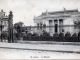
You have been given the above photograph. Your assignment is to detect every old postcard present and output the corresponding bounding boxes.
[0,0,80,59]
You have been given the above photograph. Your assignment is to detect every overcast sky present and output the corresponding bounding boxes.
[0,0,80,26]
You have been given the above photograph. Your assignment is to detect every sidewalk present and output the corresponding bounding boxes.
[17,40,80,45]
[0,42,80,54]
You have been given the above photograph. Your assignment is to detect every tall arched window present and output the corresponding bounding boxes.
[43,23,46,28]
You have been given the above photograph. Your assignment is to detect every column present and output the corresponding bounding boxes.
[46,20,49,33]
[52,20,54,34]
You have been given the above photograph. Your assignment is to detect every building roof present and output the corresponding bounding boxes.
[42,9,79,15]
[34,9,80,20]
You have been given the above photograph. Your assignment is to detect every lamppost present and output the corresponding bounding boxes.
[8,11,13,43]
[1,21,2,42]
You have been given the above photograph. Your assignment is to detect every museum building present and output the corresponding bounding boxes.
[33,8,80,36]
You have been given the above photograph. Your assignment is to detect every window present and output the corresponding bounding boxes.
[5,21,6,25]
[74,25,77,29]
[43,24,46,27]
[74,21,77,29]
[37,23,39,29]
[74,21,77,24]
[59,19,63,24]
[49,20,52,22]
[54,20,58,24]
[49,20,53,26]
[40,23,42,29]
[55,24,58,33]
[1,21,3,25]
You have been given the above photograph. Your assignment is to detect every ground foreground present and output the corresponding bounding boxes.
[0,48,80,59]
[0,41,80,59]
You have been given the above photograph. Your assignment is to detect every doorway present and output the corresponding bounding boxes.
[55,24,58,33]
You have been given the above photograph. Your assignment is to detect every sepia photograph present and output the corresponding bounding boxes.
[0,0,80,59]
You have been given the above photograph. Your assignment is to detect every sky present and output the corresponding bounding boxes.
[0,0,80,26]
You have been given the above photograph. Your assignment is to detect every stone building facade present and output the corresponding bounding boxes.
[0,10,8,34]
[23,26,34,34]
[33,9,80,36]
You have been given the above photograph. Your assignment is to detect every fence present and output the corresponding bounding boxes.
[23,36,80,42]
[22,24,80,42]
[0,24,78,42]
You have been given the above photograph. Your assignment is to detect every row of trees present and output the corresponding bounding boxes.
[22,31,80,37]
[22,31,80,42]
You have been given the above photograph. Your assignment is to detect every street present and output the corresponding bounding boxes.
[0,47,80,59]
[0,42,80,59]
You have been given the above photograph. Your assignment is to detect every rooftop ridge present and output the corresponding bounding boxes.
[42,9,79,15]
